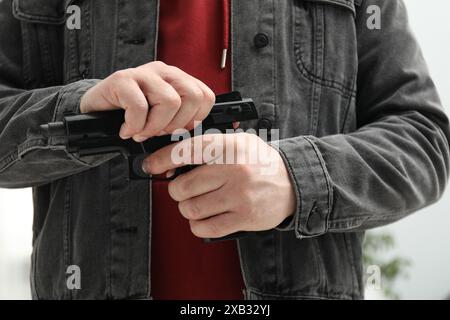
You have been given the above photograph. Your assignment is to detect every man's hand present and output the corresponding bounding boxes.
[144,133,297,238]
[80,61,215,142]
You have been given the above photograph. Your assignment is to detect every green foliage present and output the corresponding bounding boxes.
[363,232,411,299]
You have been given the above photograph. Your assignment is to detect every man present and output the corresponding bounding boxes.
[0,0,448,300]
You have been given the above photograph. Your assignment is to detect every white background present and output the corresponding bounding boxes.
[0,0,449,300]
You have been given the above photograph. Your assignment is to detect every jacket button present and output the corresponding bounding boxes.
[254,33,269,49]
[257,118,272,130]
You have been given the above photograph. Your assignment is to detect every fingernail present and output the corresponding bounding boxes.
[142,160,149,174]
[133,135,147,142]
[166,169,176,178]
[119,125,131,139]
[157,131,168,136]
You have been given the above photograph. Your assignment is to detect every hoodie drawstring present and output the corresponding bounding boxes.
[221,0,230,69]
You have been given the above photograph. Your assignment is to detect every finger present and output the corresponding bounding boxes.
[133,77,182,141]
[80,82,123,114]
[185,79,215,127]
[189,212,242,239]
[144,134,227,175]
[178,187,232,221]
[168,165,228,201]
[163,78,203,133]
[108,76,149,139]
[166,169,176,179]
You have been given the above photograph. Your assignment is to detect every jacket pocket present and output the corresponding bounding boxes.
[12,0,66,24]
[293,0,358,97]
[12,0,66,88]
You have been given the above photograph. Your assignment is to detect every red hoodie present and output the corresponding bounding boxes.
[151,0,245,300]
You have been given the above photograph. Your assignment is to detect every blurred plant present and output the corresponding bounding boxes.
[363,232,411,299]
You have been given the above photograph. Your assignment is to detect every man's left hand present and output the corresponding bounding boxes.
[144,133,296,238]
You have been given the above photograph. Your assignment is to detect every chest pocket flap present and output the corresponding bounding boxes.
[12,0,67,24]
[302,0,361,16]
[293,0,360,96]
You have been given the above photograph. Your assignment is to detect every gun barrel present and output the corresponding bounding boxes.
[40,97,257,140]
[40,122,65,138]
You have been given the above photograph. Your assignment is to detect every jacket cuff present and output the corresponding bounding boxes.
[54,79,99,120]
[50,79,116,167]
[274,136,333,238]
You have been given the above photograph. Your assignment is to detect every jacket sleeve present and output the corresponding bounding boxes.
[0,2,116,188]
[276,0,450,238]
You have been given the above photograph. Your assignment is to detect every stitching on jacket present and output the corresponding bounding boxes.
[293,1,357,97]
[0,150,18,174]
[328,215,370,231]
[246,287,356,300]
[12,0,66,24]
[307,0,358,13]
[63,177,73,299]
[37,27,54,85]
[311,237,328,295]
[0,138,47,176]
[80,1,91,78]
[107,159,113,299]
[272,0,279,125]
[21,21,33,87]
[31,228,44,299]
[309,5,323,136]
[304,136,333,230]
[341,75,357,133]
[277,147,303,234]
[294,43,357,98]
[342,233,360,298]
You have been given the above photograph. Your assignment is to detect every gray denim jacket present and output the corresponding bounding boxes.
[0,0,448,300]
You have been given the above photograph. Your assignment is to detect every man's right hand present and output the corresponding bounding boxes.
[80,61,215,142]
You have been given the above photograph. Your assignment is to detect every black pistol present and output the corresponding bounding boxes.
[40,91,258,179]
[40,91,258,243]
